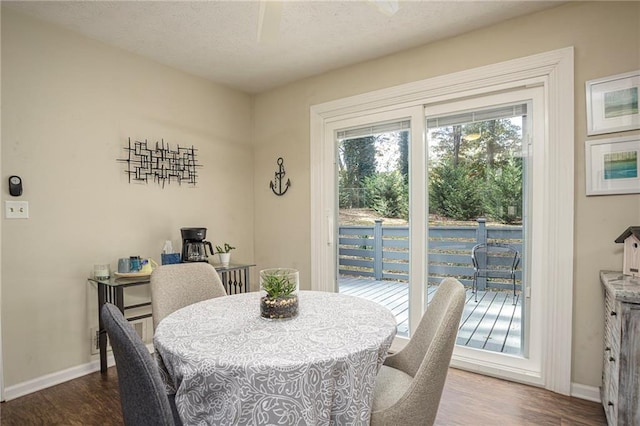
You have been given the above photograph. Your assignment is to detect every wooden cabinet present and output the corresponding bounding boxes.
[600,271,640,425]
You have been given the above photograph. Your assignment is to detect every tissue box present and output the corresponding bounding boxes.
[161,253,181,265]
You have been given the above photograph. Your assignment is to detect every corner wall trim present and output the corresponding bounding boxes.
[571,382,601,403]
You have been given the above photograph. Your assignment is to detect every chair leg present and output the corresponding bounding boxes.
[512,275,516,305]
[473,274,478,303]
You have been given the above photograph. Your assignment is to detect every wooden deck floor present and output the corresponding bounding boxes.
[339,276,522,354]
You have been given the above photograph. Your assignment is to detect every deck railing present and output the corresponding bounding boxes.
[338,218,523,291]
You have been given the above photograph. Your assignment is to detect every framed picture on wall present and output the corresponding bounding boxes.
[585,135,640,196]
[586,70,640,135]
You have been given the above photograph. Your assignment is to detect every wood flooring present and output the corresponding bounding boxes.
[0,367,606,425]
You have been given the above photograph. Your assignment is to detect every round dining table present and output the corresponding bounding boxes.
[153,290,397,426]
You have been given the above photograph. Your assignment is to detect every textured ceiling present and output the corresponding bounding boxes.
[3,1,563,93]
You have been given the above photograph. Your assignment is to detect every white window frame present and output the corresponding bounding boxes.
[310,47,574,394]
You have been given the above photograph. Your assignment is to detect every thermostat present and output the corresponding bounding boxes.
[9,175,22,197]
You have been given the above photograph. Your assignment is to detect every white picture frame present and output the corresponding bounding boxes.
[586,70,640,135]
[585,135,640,196]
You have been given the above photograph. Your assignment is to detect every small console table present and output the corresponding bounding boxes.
[88,275,152,374]
[89,262,254,373]
[214,263,256,294]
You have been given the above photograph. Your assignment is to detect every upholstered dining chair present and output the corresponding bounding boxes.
[370,277,466,426]
[150,262,227,330]
[100,303,181,426]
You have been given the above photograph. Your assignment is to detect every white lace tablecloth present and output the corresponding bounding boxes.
[154,290,397,426]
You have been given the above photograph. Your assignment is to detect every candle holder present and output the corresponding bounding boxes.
[93,264,111,281]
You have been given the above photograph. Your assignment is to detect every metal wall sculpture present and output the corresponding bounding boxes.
[270,157,291,196]
[117,138,201,188]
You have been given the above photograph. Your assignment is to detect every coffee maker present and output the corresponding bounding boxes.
[181,227,215,262]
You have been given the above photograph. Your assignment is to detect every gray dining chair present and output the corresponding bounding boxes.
[150,262,227,330]
[370,277,466,426]
[100,303,181,426]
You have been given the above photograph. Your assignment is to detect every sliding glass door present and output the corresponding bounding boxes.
[312,48,574,392]
[425,87,544,376]
[332,87,544,378]
[330,106,426,342]
[336,119,413,336]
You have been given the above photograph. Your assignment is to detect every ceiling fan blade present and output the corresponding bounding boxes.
[257,0,283,43]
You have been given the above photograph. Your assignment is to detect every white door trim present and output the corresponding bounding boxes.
[310,47,574,394]
[0,2,5,397]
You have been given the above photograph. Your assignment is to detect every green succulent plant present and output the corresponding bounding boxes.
[261,270,297,298]
[214,243,235,254]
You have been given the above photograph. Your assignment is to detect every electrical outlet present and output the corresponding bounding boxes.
[90,327,108,355]
[5,200,29,219]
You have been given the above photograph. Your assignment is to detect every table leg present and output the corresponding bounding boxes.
[220,271,229,294]
[115,288,125,314]
[97,283,108,374]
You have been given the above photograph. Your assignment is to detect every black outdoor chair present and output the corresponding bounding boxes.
[471,242,520,304]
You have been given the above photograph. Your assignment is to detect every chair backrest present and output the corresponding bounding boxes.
[472,242,520,273]
[150,262,227,329]
[101,303,177,426]
[377,277,466,425]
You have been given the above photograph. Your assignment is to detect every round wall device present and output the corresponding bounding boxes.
[9,175,22,196]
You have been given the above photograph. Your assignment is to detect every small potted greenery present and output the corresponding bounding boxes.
[260,268,299,320]
[214,243,235,267]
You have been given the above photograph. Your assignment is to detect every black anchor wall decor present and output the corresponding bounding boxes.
[269,157,291,196]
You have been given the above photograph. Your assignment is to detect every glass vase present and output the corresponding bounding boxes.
[259,268,299,320]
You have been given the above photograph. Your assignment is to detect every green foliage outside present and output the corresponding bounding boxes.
[428,119,523,224]
[482,157,523,224]
[338,118,524,224]
[398,131,409,184]
[363,170,408,219]
[338,136,376,208]
[429,160,484,221]
[428,157,522,223]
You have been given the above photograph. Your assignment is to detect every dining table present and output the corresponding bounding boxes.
[153,290,397,425]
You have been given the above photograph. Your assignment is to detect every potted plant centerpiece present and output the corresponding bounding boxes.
[260,268,299,320]
[215,243,235,267]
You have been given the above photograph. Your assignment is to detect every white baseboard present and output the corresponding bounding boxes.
[571,382,601,403]
[3,343,154,402]
[3,345,602,406]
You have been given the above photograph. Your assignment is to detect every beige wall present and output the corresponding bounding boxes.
[253,1,640,388]
[1,9,254,386]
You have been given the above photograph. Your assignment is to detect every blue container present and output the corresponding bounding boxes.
[161,253,182,265]
[129,256,141,272]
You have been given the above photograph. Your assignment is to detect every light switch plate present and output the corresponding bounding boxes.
[5,200,29,219]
